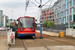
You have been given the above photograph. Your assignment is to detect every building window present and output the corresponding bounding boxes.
[57,14,59,18]
[57,19,59,23]
[62,17,63,22]
[67,16,69,21]
[68,9,70,14]
[59,19,61,24]
[70,16,72,21]
[63,5,66,10]
[63,0,66,4]
[64,18,66,24]
[61,0,63,6]
[70,1,72,6]
[63,11,65,16]
[62,12,63,17]
[67,2,70,9]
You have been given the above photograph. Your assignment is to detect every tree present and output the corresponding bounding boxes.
[47,21,55,27]
[47,21,51,27]
[44,20,55,27]
[44,20,48,27]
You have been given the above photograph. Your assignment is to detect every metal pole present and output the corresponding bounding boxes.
[40,0,43,38]
[30,0,50,38]
[12,10,13,19]
[68,3,70,28]
[68,16,70,28]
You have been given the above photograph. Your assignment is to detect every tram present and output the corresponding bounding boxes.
[17,16,36,37]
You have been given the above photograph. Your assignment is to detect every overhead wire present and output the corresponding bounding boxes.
[35,0,40,4]
[30,0,38,6]
[41,0,50,7]
[24,0,52,16]
[49,0,52,8]
[24,0,29,16]
[24,0,38,16]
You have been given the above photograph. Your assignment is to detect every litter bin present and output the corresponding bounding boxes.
[59,31,64,37]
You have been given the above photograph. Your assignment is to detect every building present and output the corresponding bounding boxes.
[0,10,3,27]
[7,19,15,26]
[42,6,55,22]
[3,15,8,27]
[54,0,75,28]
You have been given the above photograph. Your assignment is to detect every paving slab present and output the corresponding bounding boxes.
[27,47,47,50]
[9,48,24,50]
[0,36,7,50]
[47,46,75,50]
[48,37,75,45]
[10,39,24,48]
[24,39,43,47]
[35,39,71,46]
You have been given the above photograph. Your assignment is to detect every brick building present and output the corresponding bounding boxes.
[42,0,75,28]
[42,6,55,22]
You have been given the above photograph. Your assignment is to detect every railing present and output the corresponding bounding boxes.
[66,28,75,37]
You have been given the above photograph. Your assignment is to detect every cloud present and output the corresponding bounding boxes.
[0,1,25,9]
[0,0,57,23]
[0,0,25,3]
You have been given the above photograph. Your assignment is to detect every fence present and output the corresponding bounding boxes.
[44,26,66,33]
[66,28,75,37]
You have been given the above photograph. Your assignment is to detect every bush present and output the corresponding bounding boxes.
[44,20,48,27]
[44,21,54,27]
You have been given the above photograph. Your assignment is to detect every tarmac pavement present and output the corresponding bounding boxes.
[0,36,7,50]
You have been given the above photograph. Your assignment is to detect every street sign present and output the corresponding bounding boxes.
[10,33,15,38]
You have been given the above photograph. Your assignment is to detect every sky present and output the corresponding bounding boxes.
[0,0,57,23]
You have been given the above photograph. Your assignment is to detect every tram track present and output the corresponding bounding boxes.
[22,39,50,50]
[34,39,50,50]
[8,36,75,50]
[21,37,75,50]
[7,45,10,50]
[7,44,11,50]
[22,40,27,50]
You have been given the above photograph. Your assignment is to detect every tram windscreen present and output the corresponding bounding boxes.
[20,18,34,28]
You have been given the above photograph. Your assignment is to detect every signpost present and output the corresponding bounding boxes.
[7,29,15,45]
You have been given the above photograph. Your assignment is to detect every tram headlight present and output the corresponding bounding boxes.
[20,29,23,31]
[32,29,34,31]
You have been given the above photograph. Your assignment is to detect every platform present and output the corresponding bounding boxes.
[36,30,59,37]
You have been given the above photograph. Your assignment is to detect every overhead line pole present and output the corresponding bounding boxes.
[39,0,42,38]
[30,0,51,38]
[38,0,50,38]
[24,0,29,16]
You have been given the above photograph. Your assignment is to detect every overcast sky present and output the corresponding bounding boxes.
[0,0,57,23]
